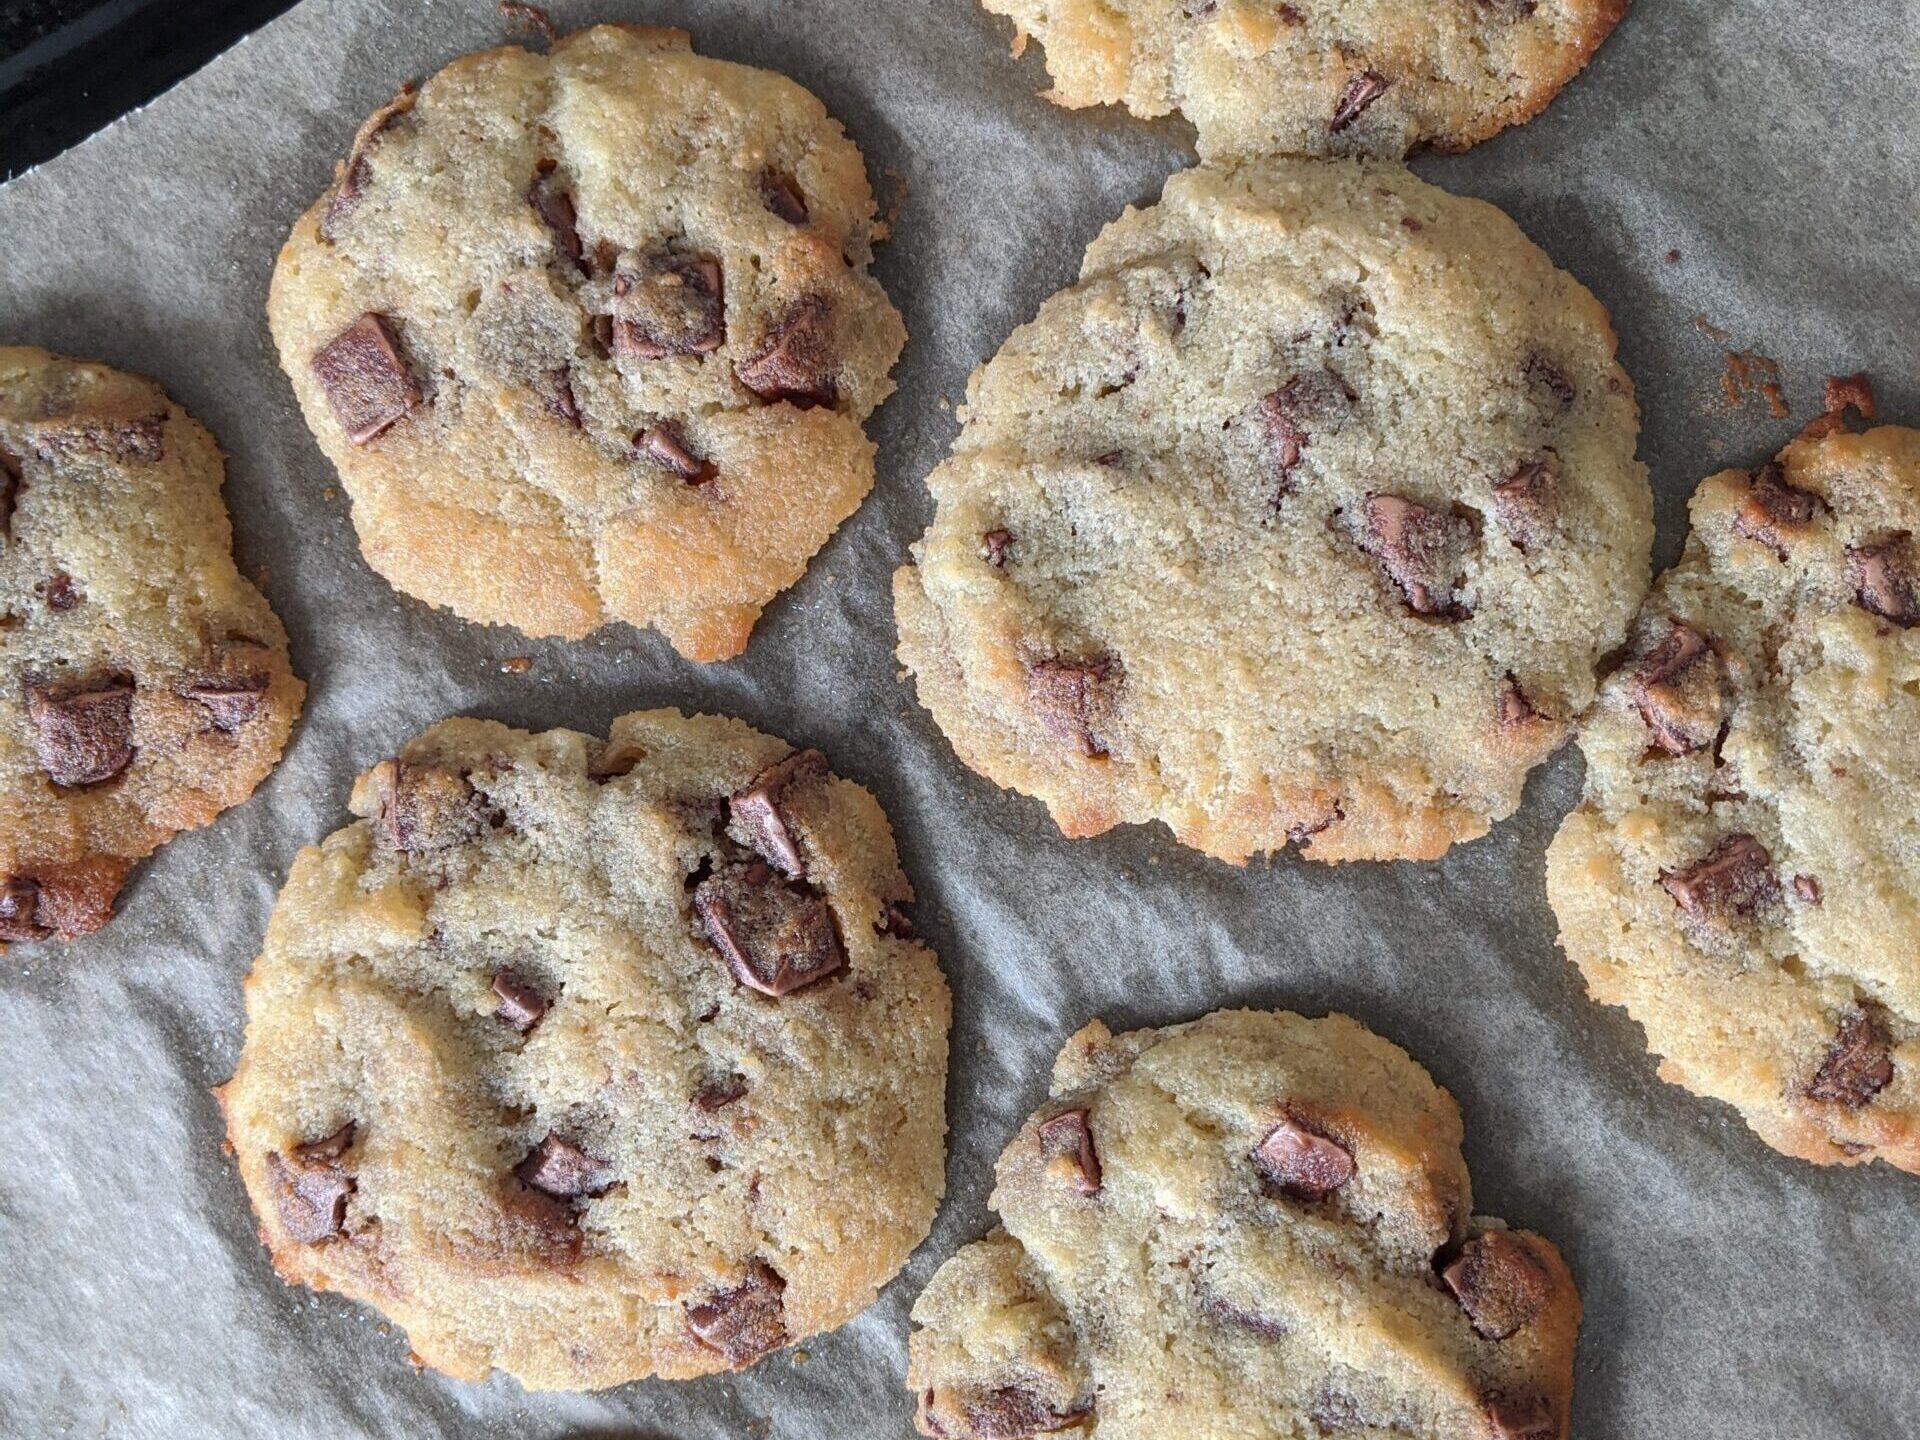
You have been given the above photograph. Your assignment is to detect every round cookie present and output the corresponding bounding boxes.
[895,158,1650,864]
[217,711,950,1389]
[267,24,906,661]
[907,1009,1581,1438]
[0,347,303,951]
[979,0,1627,160]
[1546,406,1920,1173]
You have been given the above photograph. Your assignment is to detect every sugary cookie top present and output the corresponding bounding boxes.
[1548,416,1920,1173]
[219,710,949,1390]
[895,158,1650,864]
[268,24,906,659]
[980,0,1627,159]
[908,1009,1580,1438]
[0,347,302,950]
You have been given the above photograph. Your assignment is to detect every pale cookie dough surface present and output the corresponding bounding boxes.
[218,711,950,1390]
[0,347,303,951]
[268,24,906,661]
[908,1009,1580,1438]
[895,158,1650,864]
[980,0,1627,160]
[1547,419,1920,1174]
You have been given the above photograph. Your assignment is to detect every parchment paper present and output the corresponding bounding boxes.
[1,1,1916,1435]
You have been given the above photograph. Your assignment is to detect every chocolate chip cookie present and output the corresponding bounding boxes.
[907,1009,1581,1438]
[1547,402,1920,1173]
[217,711,950,1388]
[0,347,303,951]
[980,0,1627,159]
[895,158,1650,864]
[267,24,906,661]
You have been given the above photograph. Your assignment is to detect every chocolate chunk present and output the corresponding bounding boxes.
[266,1126,356,1244]
[1793,874,1823,906]
[1257,369,1355,497]
[514,1134,613,1199]
[685,1259,789,1367]
[1497,677,1542,729]
[1733,462,1820,557]
[877,903,916,939]
[1847,533,1920,627]
[541,366,581,426]
[1253,1116,1355,1201]
[1491,455,1557,551]
[634,423,714,484]
[0,446,19,539]
[1093,449,1124,467]
[491,969,548,1032]
[612,251,725,359]
[695,1074,748,1111]
[735,297,839,408]
[921,1386,1092,1438]
[1036,1108,1102,1196]
[25,673,136,788]
[1026,653,1123,758]
[311,313,422,444]
[1807,1008,1894,1109]
[44,573,79,612]
[368,760,488,853]
[1330,70,1390,131]
[529,163,584,272]
[1660,833,1779,919]
[759,168,809,225]
[693,861,846,997]
[1483,1393,1556,1439]
[1628,622,1723,756]
[729,749,827,879]
[1359,494,1475,619]
[178,648,272,733]
[1442,1231,1552,1340]
[32,415,165,463]
[0,876,47,943]
[1523,353,1576,407]
[981,528,1014,568]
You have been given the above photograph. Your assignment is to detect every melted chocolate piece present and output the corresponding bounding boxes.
[693,860,846,997]
[1359,494,1475,619]
[1441,1230,1552,1340]
[514,1134,613,1199]
[1036,1108,1102,1196]
[1793,874,1823,906]
[1257,368,1355,497]
[319,83,415,241]
[1497,677,1543,729]
[1252,1116,1355,1201]
[179,643,272,733]
[1025,653,1123,758]
[529,162,584,271]
[921,1385,1092,1438]
[1628,622,1723,756]
[759,168,809,225]
[612,251,725,359]
[491,969,548,1032]
[1806,1008,1894,1108]
[369,760,488,853]
[1330,70,1390,131]
[311,313,422,444]
[634,423,714,483]
[266,1124,357,1244]
[25,673,136,787]
[0,446,19,539]
[1660,833,1778,919]
[43,573,79,612]
[695,1074,749,1111]
[31,415,164,463]
[981,528,1014,568]
[685,1259,789,1367]
[1847,533,1920,627]
[541,366,581,426]
[729,749,827,879]
[1483,1394,1556,1439]
[1523,353,1576,407]
[1732,461,1820,558]
[0,876,47,944]
[1491,455,1556,551]
[735,297,839,408]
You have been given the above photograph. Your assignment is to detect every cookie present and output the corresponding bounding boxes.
[1546,402,1920,1173]
[907,1009,1580,1438]
[979,0,1627,160]
[217,710,950,1389]
[0,347,303,951]
[267,24,906,661]
[895,158,1650,864]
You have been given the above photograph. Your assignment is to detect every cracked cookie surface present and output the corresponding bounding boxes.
[218,711,949,1389]
[907,1009,1580,1438]
[894,158,1649,864]
[267,24,906,661]
[0,347,303,952]
[980,0,1627,160]
[1547,417,1920,1173]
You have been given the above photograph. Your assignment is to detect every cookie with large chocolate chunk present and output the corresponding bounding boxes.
[895,158,1650,863]
[268,25,906,661]
[976,0,1627,160]
[218,710,948,1389]
[0,348,304,952]
[1548,410,1920,1172]
[907,1010,1581,1439]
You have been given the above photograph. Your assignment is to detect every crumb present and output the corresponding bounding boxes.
[322,487,336,501]
[1759,380,1789,418]
[254,565,270,586]
[939,397,950,411]
[791,1348,810,1365]
[1796,373,1877,443]
[498,656,532,674]
[498,1,556,43]
[1665,249,1680,263]
[874,166,908,246]
[1010,26,1030,58]
[1721,349,1786,415]
[1693,314,1729,344]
